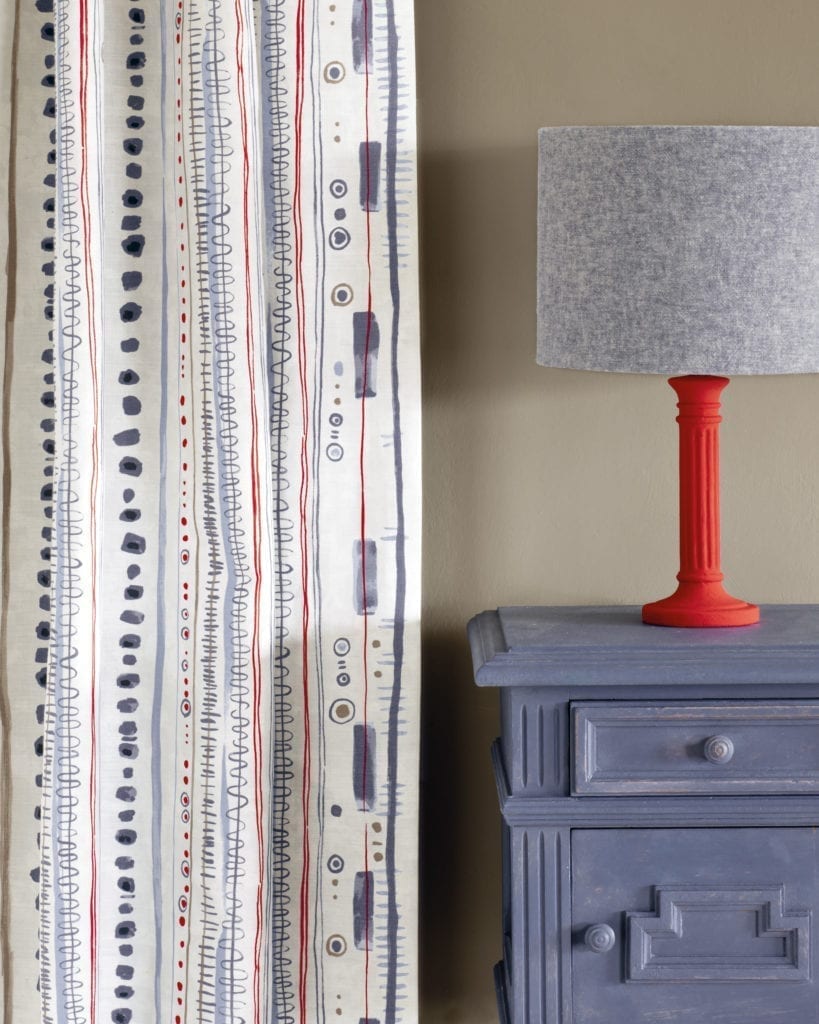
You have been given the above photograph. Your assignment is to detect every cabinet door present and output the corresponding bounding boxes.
[572,829,819,1024]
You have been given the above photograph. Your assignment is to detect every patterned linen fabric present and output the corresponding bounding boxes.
[0,2,420,1023]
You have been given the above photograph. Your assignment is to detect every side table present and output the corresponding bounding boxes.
[468,605,819,1024]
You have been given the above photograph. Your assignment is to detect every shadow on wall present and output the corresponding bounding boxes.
[419,627,501,1024]
[418,143,541,1022]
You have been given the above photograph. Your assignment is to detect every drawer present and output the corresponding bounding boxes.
[572,828,819,1024]
[572,701,819,795]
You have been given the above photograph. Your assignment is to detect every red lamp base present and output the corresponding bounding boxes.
[641,374,759,629]
[643,582,759,628]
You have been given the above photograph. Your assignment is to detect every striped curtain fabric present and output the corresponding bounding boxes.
[0,2,420,1022]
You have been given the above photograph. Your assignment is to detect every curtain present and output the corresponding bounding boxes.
[0,1,420,1022]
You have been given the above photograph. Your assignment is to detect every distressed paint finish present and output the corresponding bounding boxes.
[470,606,819,1024]
[573,702,819,795]
[508,827,572,1024]
[626,884,811,982]
[469,605,819,686]
[573,829,819,1023]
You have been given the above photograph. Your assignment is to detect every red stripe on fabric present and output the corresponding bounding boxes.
[293,3,312,1022]
[77,3,100,1021]
[233,2,265,1020]
[359,1,374,1016]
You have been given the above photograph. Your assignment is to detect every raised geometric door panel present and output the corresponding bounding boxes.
[572,828,819,1024]
[627,885,810,982]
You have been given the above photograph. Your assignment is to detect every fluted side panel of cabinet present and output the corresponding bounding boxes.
[507,827,572,1024]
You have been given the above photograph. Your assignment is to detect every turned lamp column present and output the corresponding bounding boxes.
[642,376,759,627]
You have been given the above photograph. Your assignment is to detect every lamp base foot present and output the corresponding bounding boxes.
[642,582,759,628]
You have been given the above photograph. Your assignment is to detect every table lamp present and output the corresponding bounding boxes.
[537,125,819,628]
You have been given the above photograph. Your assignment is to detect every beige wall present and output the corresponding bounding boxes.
[416,2,819,1021]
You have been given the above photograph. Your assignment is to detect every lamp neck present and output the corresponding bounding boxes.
[669,374,728,584]
[642,374,758,627]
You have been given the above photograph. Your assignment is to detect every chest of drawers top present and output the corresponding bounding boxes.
[469,605,819,689]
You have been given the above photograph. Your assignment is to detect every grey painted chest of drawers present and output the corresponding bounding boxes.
[468,605,819,1024]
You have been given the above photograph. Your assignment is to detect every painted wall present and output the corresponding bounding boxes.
[416,2,819,1021]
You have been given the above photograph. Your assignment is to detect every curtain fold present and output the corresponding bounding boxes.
[1,2,420,1022]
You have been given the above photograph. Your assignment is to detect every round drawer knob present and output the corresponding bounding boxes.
[584,923,616,953]
[703,734,735,764]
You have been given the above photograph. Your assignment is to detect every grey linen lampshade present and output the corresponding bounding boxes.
[537,126,819,375]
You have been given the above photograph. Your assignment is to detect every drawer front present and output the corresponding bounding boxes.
[572,828,818,1024]
[572,701,819,795]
